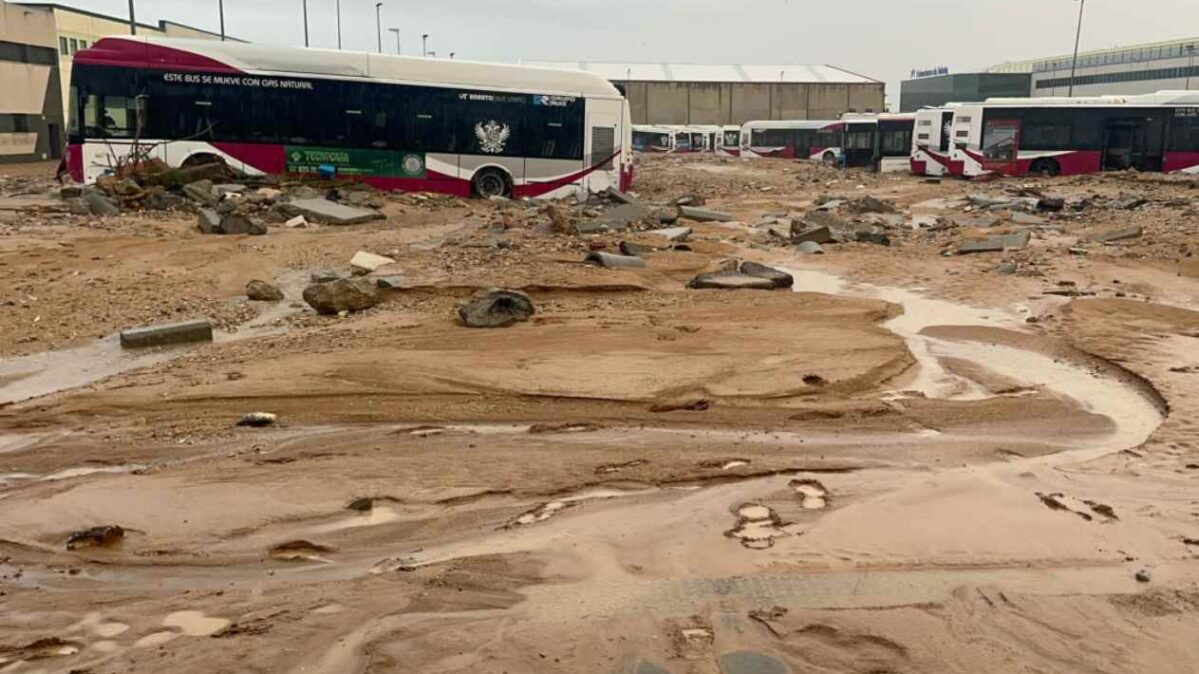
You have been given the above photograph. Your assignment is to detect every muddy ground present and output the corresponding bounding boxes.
[0,155,1197,674]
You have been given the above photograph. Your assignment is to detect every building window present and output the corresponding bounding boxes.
[12,115,29,133]
[80,40,88,50]
[69,38,78,54]
[59,37,68,55]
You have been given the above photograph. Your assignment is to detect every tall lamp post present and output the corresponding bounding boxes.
[1067,0,1086,96]
[375,3,384,53]
[336,0,342,49]
[302,0,309,47]
[388,28,401,55]
[218,0,225,41]
[422,34,429,57]
[128,0,136,35]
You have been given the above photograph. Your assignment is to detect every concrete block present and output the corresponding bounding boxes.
[678,206,733,222]
[287,198,383,225]
[350,251,396,272]
[120,319,214,349]
[585,251,647,269]
[646,226,692,242]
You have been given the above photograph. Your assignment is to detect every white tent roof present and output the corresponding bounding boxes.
[523,61,880,85]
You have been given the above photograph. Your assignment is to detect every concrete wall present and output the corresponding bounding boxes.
[0,1,65,162]
[625,80,884,125]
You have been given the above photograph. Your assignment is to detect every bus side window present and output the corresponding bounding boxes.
[98,96,144,139]
[83,94,100,136]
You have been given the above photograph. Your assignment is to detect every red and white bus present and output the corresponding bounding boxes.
[632,125,673,153]
[951,91,1199,177]
[739,120,843,162]
[715,125,741,156]
[67,37,633,198]
[910,105,962,177]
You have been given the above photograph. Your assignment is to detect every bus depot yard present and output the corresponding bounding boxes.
[1,151,1198,674]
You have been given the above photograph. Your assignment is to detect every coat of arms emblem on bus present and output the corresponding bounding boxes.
[475,120,511,154]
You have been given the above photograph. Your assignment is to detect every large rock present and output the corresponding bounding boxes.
[687,272,777,290]
[246,279,284,302]
[458,289,535,328]
[197,209,222,234]
[285,197,383,225]
[586,251,647,269]
[1000,230,1032,250]
[220,214,267,235]
[183,179,218,205]
[678,205,733,222]
[595,203,652,231]
[83,189,119,216]
[738,262,793,288]
[302,278,381,315]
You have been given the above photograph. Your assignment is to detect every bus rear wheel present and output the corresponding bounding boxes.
[181,153,225,170]
[821,151,837,167]
[472,168,512,199]
[1030,158,1060,177]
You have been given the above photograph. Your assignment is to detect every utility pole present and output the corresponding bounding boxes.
[388,28,400,55]
[128,0,136,35]
[376,3,384,54]
[336,0,342,49]
[422,34,428,57]
[1068,0,1086,96]
[219,0,225,41]
[302,0,309,47]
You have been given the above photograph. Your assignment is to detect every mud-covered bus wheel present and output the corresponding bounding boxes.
[180,153,225,169]
[472,168,512,199]
[821,151,837,167]
[1030,158,1060,177]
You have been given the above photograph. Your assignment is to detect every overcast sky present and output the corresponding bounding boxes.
[45,0,1199,106]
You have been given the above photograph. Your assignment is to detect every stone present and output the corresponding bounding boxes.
[954,214,1001,229]
[848,195,896,213]
[374,275,406,289]
[791,225,833,245]
[1037,197,1065,211]
[197,209,222,234]
[619,241,659,256]
[83,190,119,216]
[66,525,124,550]
[236,412,277,427]
[145,192,186,211]
[673,193,706,206]
[183,179,217,205]
[603,187,639,205]
[796,241,824,255]
[572,220,610,235]
[246,279,284,302]
[287,185,323,200]
[646,226,692,242]
[956,239,1006,255]
[678,205,733,222]
[595,203,652,230]
[739,262,793,288]
[1135,569,1152,583]
[284,215,309,228]
[302,278,381,315]
[310,270,342,283]
[1091,225,1143,243]
[1108,195,1147,210]
[993,261,1019,275]
[657,210,679,225]
[854,231,892,246]
[1011,212,1048,226]
[1000,230,1032,250]
[458,289,535,328]
[213,183,248,198]
[256,187,283,200]
[219,214,267,235]
[766,225,792,241]
[349,251,396,273]
[285,197,383,225]
[687,272,777,290]
[120,319,214,348]
[586,251,647,269]
[59,185,83,199]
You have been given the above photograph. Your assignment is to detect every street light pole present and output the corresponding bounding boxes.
[422,34,428,57]
[388,28,400,55]
[336,0,342,49]
[219,0,225,41]
[302,0,309,47]
[375,3,383,54]
[128,0,136,35]
[1068,0,1086,97]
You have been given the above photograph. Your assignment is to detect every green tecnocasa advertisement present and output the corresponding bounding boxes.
[284,146,426,178]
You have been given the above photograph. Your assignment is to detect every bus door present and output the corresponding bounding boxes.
[585,104,621,192]
[1103,115,1164,172]
[980,119,1020,175]
[940,110,954,153]
[843,122,876,168]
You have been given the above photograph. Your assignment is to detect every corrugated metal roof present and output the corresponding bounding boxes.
[523,61,880,84]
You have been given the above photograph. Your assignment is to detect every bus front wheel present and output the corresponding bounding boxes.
[1030,158,1060,177]
[472,168,512,199]
[180,153,225,169]
[821,151,837,167]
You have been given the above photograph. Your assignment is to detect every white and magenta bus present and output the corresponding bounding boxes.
[66,37,633,198]
[632,125,673,153]
[739,120,842,163]
[716,125,741,156]
[951,91,1199,177]
[910,105,962,177]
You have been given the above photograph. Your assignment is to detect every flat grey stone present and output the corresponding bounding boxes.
[286,197,383,225]
[1011,212,1048,226]
[586,251,647,269]
[604,187,639,205]
[687,273,777,290]
[219,213,267,235]
[678,205,733,222]
[619,241,659,256]
[739,261,793,288]
[1091,225,1143,243]
[83,190,119,216]
[956,238,1005,255]
[374,275,406,289]
[796,241,824,255]
[596,203,652,230]
[213,183,248,198]
[246,279,284,301]
[573,220,610,235]
[719,651,788,674]
[1000,230,1032,250]
[310,270,342,283]
[182,180,217,205]
[954,215,1001,229]
[791,225,833,244]
[120,319,213,349]
[646,226,692,242]
[197,209,221,234]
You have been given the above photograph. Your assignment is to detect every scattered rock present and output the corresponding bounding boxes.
[956,238,1006,255]
[66,525,124,550]
[650,398,712,412]
[219,213,267,236]
[678,205,733,222]
[83,190,120,216]
[1011,212,1048,226]
[119,319,214,348]
[796,241,824,255]
[347,498,375,512]
[619,241,659,256]
[1037,197,1065,211]
[302,278,381,315]
[738,262,793,288]
[1000,230,1032,250]
[197,208,222,234]
[183,179,217,205]
[1090,225,1143,243]
[246,280,284,302]
[586,251,647,269]
[673,193,706,207]
[791,225,834,245]
[284,215,309,228]
[595,202,653,230]
[993,261,1019,275]
[687,272,777,290]
[213,183,247,198]
[1108,195,1147,210]
[374,275,406,289]
[284,197,383,225]
[237,412,278,427]
[458,289,535,328]
[310,270,342,284]
[603,187,639,205]
[646,226,692,242]
[1135,569,1152,583]
[349,251,396,273]
[854,231,891,246]
[848,195,896,213]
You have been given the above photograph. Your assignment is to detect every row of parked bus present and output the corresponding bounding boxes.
[635,90,1199,178]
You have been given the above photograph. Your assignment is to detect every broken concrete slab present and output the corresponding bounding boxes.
[285,198,383,225]
[953,214,1001,229]
[284,215,309,228]
[1011,212,1048,226]
[120,319,214,348]
[302,278,381,315]
[956,238,1006,255]
[603,187,639,205]
[1000,230,1032,250]
[219,214,267,235]
[586,251,647,269]
[374,275,406,289]
[686,272,777,290]
[458,289,535,328]
[183,180,217,205]
[646,226,692,242]
[739,262,793,288]
[791,225,834,245]
[197,209,222,234]
[796,241,824,255]
[595,203,652,231]
[1090,225,1143,243]
[213,184,248,198]
[678,205,733,222]
[619,241,659,256]
[349,251,396,273]
[83,190,119,216]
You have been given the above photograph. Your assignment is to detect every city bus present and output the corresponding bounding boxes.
[716,125,741,156]
[66,36,633,199]
[951,90,1199,177]
[632,125,673,153]
[739,120,843,162]
[873,112,916,172]
[910,105,962,176]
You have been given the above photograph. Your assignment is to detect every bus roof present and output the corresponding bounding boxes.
[975,90,1199,108]
[741,120,839,130]
[76,36,624,99]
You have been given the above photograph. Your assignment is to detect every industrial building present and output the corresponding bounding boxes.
[0,1,64,163]
[13,2,228,120]
[986,36,1198,97]
[525,61,884,125]
[899,72,1031,112]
